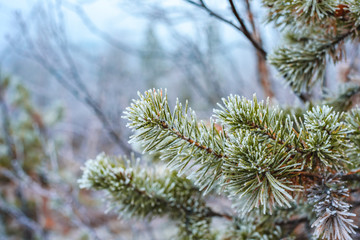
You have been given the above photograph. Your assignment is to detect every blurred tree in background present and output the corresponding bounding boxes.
[2,0,360,239]
[0,75,59,239]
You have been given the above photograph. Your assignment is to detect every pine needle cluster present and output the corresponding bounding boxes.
[308,176,357,240]
[266,1,360,94]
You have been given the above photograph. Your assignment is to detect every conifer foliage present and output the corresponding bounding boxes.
[79,1,360,239]
[80,89,360,239]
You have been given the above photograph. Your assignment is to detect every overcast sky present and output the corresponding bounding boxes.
[0,0,141,47]
[0,0,277,51]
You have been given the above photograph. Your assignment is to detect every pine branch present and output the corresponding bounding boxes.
[350,2,360,27]
[308,177,357,240]
[268,41,328,94]
[215,94,304,153]
[214,94,356,215]
[86,87,360,239]
[267,3,360,94]
[177,213,215,240]
[79,153,194,218]
[123,89,226,193]
[78,153,215,239]
[215,94,351,171]
[158,120,225,159]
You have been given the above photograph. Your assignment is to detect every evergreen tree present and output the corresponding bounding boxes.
[79,2,360,239]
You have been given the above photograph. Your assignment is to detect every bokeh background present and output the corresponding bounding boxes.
[0,0,357,239]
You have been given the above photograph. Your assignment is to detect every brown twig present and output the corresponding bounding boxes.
[297,171,322,179]
[227,0,266,58]
[242,0,274,98]
[275,216,308,226]
[346,168,360,175]
[341,170,360,181]
[244,0,256,34]
[206,208,233,221]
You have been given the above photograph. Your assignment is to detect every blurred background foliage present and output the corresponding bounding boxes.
[1,0,360,239]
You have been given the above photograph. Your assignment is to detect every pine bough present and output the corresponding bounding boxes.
[79,89,360,239]
[78,1,360,239]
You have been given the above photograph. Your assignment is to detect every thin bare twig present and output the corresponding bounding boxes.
[342,172,360,181]
[227,0,266,57]
[184,0,267,57]
[184,0,274,98]
[7,8,132,155]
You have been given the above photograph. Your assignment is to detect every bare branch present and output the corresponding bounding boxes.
[7,7,132,155]
[244,0,256,34]
[184,0,267,58]
[184,0,242,32]
[227,0,266,57]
